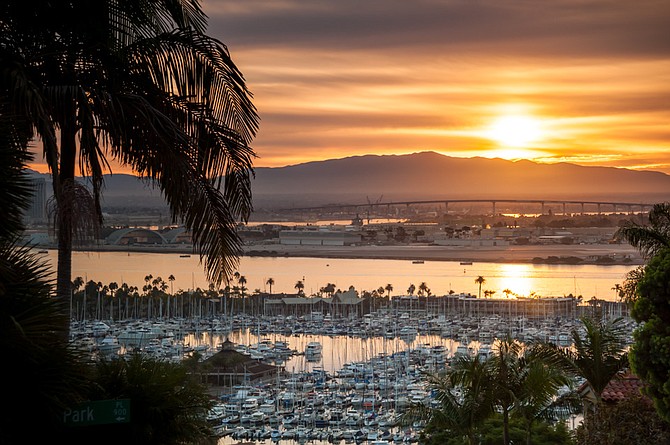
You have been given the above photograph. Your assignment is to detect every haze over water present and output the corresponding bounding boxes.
[44,250,633,301]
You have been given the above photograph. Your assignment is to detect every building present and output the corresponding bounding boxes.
[279,227,362,246]
[579,371,645,419]
[106,227,168,245]
[200,340,279,388]
[26,177,48,224]
[264,288,364,318]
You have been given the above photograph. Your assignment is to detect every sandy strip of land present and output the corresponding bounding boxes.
[244,243,645,265]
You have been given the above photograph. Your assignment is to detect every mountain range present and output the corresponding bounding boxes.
[29,151,670,211]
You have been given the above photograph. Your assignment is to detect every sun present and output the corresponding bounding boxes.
[486,115,543,148]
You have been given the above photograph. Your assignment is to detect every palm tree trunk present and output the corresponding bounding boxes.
[56,121,78,339]
[503,409,510,445]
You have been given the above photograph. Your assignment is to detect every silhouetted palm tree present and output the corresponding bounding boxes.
[238,275,248,313]
[168,275,176,295]
[2,0,258,333]
[475,276,486,299]
[295,280,305,296]
[266,277,275,294]
[72,276,85,294]
[0,128,89,442]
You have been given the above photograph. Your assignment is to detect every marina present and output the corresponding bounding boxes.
[69,305,637,444]
[56,250,638,443]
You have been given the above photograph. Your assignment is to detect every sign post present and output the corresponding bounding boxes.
[63,399,131,427]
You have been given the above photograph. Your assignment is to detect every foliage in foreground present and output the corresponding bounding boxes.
[629,248,670,422]
[421,413,573,445]
[0,134,92,443]
[572,395,670,445]
[408,337,579,445]
[0,240,93,444]
[533,316,629,404]
[58,354,215,445]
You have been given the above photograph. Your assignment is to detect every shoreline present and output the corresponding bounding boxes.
[66,242,645,266]
[245,243,644,266]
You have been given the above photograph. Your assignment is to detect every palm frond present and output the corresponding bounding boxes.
[616,202,670,258]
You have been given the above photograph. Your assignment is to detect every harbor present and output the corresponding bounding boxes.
[69,303,637,444]
[58,251,638,443]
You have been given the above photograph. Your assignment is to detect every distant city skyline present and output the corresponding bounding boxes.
[29,0,670,175]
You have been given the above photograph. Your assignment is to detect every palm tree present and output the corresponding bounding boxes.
[489,337,575,445]
[616,202,670,259]
[72,276,85,294]
[407,283,416,296]
[514,353,579,445]
[385,283,393,298]
[168,274,176,295]
[616,205,670,304]
[535,316,629,407]
[2,0,258,333]
[266,277,275,294]
[475,276,486,299]
[108,281,118,320]
[0,127,90,442]
[503,288,513,299]
[238,275,248,313]
[295,280,305,296]
[321,283,336,296]
[418,282,429,296]
[167,274,175,317]
[409,354,496,445]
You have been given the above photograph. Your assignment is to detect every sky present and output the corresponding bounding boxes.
[202,0,670,173]
[28,0,670,175]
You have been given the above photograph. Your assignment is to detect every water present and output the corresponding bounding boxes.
[196,329,473,445]
[48,248,632,445]
[187,329,459,375]
[42,250,635,301]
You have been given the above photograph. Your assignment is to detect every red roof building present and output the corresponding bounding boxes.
[578,371,648,419]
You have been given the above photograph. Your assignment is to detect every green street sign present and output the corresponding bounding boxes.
[63,399,131,427]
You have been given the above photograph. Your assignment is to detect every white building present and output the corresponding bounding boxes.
[279,228,361,246]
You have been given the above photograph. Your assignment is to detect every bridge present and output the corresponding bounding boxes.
[283,199,655,216]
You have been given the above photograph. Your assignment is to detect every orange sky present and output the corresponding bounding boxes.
[29,0,670,175]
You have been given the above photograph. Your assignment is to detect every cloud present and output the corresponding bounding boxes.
[200,1,670,173]
[207,0,670,58]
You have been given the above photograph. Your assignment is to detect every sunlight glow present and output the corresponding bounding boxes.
[486,115,543,148]
[496,264,533,298]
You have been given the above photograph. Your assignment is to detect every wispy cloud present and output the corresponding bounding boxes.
[30,1,670,174]
[201,0,670,171]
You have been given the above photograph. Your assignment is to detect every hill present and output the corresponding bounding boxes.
[250,151,670,209]
[28,152,670,211]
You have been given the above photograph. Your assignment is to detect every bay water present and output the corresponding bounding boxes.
[43,250,634,301]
